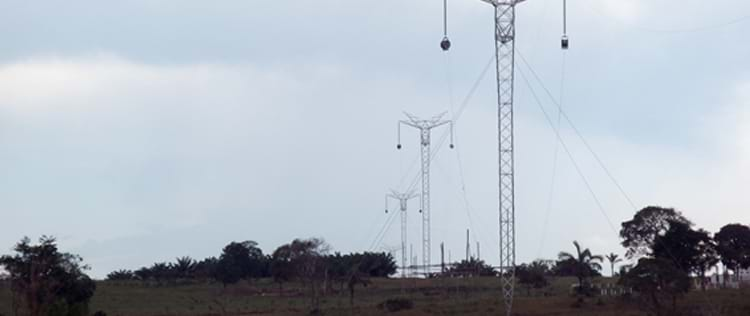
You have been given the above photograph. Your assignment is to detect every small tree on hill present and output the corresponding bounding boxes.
[173,256,196,279]
[620,258,690,316]
[516,260,551,296]
[106,270,135,281]
[557,241,603,295]
[0,236,96,316]
[715,223,750,283]
[652,220,718,290]
[447,258,496,277]
[272,238,330,310]
[605,253,622,277]
[620,206,691,259]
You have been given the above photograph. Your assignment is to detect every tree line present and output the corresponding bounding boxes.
[514,206,750,316]
[105,238,397,290]
[3,205,750,316]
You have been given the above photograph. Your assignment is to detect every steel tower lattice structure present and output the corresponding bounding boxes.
[385,189,419,277]
[480,0,525,314]
[397,112,453,276]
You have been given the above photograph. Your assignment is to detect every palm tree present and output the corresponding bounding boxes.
[174,256,196,279]
[605,253,622,277]
[558,241,603,294]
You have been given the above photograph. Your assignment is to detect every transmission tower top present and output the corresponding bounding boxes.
[397,112,454,149]
[385,189,419,213]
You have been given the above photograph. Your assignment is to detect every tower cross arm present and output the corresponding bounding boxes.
[399,120,421,129]
[430,120,451,129]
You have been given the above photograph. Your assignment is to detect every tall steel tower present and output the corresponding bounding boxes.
[397,112,454,276]
[385,189,419,277]
[480,0,525,314]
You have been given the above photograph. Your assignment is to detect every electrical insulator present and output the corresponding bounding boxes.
[561,35,569,50]
[440,37,451,51]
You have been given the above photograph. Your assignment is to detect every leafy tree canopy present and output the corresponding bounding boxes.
[714,223,750,273]
[652,220,718,278]
[620,206,691,259]
[0,236,95,316]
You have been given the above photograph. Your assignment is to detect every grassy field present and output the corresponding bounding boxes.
[2,277,750,315]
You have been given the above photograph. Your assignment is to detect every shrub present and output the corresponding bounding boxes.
[378,298,414,312]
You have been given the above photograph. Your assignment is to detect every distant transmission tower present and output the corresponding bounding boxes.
[385,189,419,278]
[397,112,454,276]
[480,0,526,314]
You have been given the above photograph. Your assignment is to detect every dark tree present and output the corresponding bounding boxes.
[324,252,351,289]
[620,206,691,259]
[271,246,293,292]
[447,258,496,277]
[215,241,264,286]
[133,267,152,281]
[193,257,219,280]
[106,270,135,281]
[714,223,750,283]
[605,253,622,277]
[0,236,96,316]
[148,262,172,283]
[652,220,718,290]
[172,256,196,279]
[271,238,330,310]
[557,241,603,295]
[351,252,398,277]
[516,260,551,295]
[620,258,690,316]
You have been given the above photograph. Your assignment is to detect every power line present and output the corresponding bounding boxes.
[536,51,566,259]
[516,63,618,234]
[516,51,639,211]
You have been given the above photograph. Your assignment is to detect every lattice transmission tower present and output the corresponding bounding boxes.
[397,112,453,276]
[479,0,526,314]
[385,189,419,277]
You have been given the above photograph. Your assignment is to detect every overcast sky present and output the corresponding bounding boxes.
[1,0,750,278]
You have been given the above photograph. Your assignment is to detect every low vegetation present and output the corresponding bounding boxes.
[2,205,750,315]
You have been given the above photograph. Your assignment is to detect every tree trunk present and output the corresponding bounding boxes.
[650,291,661,316]
[577,276,585,295]
[349,284,354,307]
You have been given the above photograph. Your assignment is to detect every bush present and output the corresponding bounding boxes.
[570,297,585,308]
[378,298,414,312]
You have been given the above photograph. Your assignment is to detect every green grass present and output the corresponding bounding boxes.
[2,277,750,315]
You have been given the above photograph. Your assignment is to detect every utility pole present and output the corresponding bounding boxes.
[409,244,416,276]
[441,243,445,273]
[386,189,419,278]
[397,112,454,276]
[477,242,480,261]
[466,229,470,262]
[480,0,526,314]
